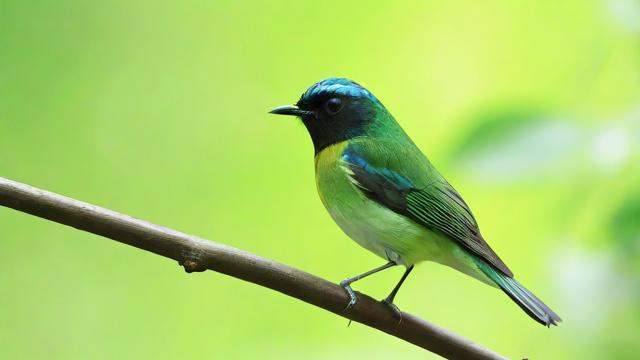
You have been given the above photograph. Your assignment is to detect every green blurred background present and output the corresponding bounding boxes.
[1,1,638,359]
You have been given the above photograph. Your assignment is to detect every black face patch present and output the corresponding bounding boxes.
[287,78,383,154]
[298,96,376,154]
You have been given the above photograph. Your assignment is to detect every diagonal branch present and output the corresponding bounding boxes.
[0,177,508,360]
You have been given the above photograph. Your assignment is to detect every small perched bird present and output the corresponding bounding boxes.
[270,78,561,326]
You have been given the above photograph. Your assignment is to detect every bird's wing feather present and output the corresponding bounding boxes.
[341,143,513,276]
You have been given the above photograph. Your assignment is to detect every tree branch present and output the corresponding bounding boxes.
[0,177,508,360]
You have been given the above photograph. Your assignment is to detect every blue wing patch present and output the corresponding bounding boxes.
[341,146,413,212]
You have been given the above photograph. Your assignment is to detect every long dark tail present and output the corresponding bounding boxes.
[476,259,562,326]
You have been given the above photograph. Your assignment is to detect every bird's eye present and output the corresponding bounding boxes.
[324,97,343,115]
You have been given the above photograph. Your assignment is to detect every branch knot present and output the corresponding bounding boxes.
[180,247,206,273]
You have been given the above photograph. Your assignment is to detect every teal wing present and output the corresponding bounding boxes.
[341,143,513,276]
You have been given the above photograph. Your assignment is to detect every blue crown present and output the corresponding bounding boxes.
[299,78,379,104]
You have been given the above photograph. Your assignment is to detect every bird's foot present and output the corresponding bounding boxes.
[339,280,358,311]
[381,298,403,325]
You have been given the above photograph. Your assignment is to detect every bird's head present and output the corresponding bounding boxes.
[270,78,388,154]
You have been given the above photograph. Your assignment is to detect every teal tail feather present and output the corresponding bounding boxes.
[476,259,562,326]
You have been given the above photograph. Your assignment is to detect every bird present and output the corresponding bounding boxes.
[270,77,561,326]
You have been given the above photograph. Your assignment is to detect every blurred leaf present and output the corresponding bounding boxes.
[450,108,582,182]
[609,188,640,256]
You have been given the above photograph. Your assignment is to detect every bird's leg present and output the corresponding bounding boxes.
[340,261,396,311]
[383,265,414,304]
[381,265,414,321]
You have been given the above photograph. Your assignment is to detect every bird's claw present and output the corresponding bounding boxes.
[340,280,358,311]
[381,298,403,324]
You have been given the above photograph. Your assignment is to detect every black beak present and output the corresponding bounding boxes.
[269,105,312,117]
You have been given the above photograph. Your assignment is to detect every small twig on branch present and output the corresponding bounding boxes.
[0,177,509,360]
